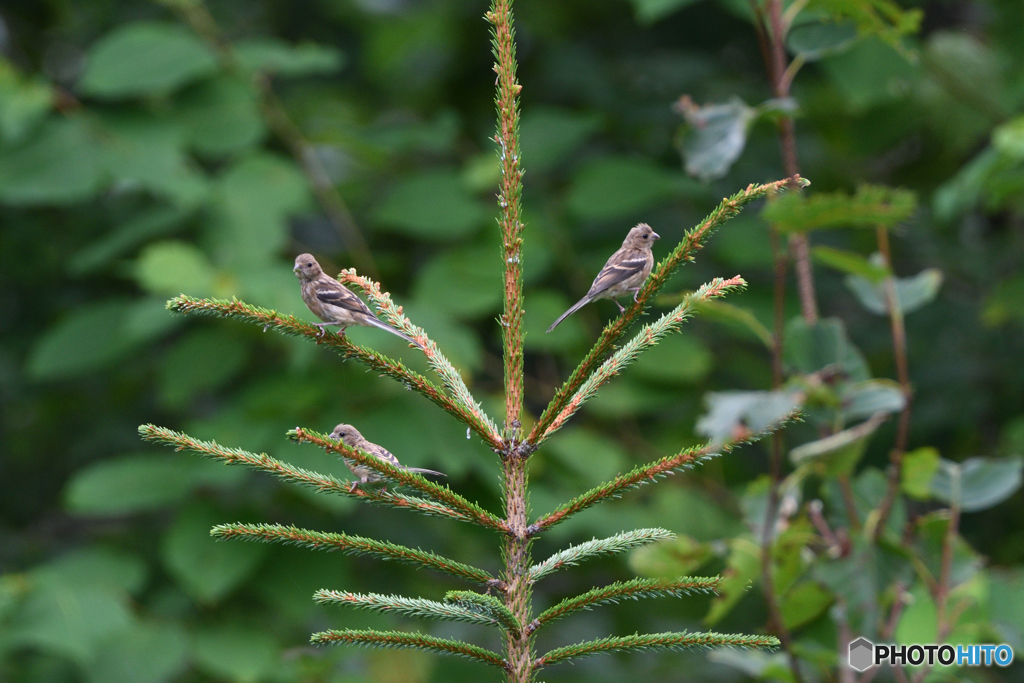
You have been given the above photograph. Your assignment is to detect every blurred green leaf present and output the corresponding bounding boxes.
[65,454,244,515]
[840,379,905,421]
[235,38,345,76]
[846,267,942,315]
[780,581,833,630]
[763,184,917,233]
[895,583,938,645]
[522,290,589,352]
[28,298,181,380]
[926,32,1006,121]
[988,569,1024,650]
[916,511,983,587]
[5,586,133,665]
[693,300,774,348]
[705,538,760,625]
[787,20,859,60]
[159,328,250,407]
[901,447,940,499]
[807,0,921,49]
[70,205,194,275]
[983,274,1024,326]
[586,377,679,416]
[633,332,713,385]
[520,107,602,173]
[819,37,916,111]
[676,96,756,181]
[784,316,870,381]
[374,170,488,240]
[98,110,209,205]
[931,456,1024,512]
[0,116,103,205]
[993,115,1024,161]
[566,156,687,221]
[33,548,148,597]
[627,0,705,24]
[628,535,713,580]
[790,413,885,475]
[412,246,502,319]
[172,76,266,157]
[194,625,280,683]
[210,153,310,266]
[162,503,268,604]
[545,429,628,487]
[78,22,218,98]
[85,620,189,683]
[811,246,890,282]
[133,240,218,297]
[696,390,802,445]
[0,59,53,142]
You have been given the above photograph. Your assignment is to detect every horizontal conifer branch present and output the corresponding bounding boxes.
[210,522,494,584]
[529,443,721,534]
[528,528,676,583]
[311,628,507,669]
[534,630,780,668]
[529,416,797,535]
[340,270,501,441]
[314,590,506,629]
[533,576,722,629]
[291,427,506,532]
[445,590,522,633]
[537,276,746,442]
[529,176,808,445]
[165,296,503,450]
[139,424,472,523]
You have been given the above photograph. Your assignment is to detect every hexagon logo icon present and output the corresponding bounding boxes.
[849,637,874,672]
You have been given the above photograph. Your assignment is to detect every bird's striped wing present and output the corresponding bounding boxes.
[315,279,374,316]
[367,443,403,468]
[588,249,649,297]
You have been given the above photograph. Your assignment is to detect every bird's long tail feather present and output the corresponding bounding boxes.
[363,315,422,348]
[546,294,593,333]
[404,467,446,477]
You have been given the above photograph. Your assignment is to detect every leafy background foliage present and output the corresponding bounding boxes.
[2,0,1024,681]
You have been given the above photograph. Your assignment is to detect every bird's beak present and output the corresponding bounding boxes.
[293,265,300,273]
[652,232,661,240]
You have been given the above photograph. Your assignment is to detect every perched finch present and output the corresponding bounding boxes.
[328,423,446,490]
[293,254,420,347]
[547,223,660,332]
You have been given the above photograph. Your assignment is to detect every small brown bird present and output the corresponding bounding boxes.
[329,423,446,490]
[293,254,419,347]
[547,223,660,332]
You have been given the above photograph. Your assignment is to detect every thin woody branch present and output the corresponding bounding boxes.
[311,628,508,669]
[536,276,746,443]
[534,631,780,669]
[139,424,475,524]
[529,176,808,444]
[291,427,507,533]
[210,522,495,585]
[165,295,504,450]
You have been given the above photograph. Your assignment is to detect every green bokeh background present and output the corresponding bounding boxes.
[2,0,1024,681]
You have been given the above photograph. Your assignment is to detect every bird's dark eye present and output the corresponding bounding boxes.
[642,234,648,239]
[306,262,313,267]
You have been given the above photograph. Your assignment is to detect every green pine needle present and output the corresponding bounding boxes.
[210,522,494,584]
[311,628,507,669]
